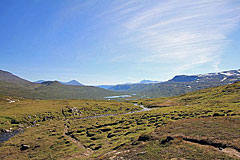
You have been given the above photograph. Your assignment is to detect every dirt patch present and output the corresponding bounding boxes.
[222,148,240,158]
[170,135,240,159]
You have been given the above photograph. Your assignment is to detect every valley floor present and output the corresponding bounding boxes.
[0,82,240,160]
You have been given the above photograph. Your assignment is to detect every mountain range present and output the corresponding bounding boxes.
[0,70,119,99]
[101,69,240,98]
[0,69,240,99]
[34,80,83,86]
[97,80,160,89]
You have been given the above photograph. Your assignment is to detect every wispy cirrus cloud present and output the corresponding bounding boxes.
[98,0,240,73]
[51,0,240,82]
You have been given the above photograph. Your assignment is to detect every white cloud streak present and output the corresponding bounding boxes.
[100,0,240,72]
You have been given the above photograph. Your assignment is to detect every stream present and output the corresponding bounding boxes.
[75,103,152,120]
[0,103,151,143]
[0,129,23,143]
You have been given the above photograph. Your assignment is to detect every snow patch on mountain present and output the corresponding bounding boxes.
[220,72,234,76]
[221,77,227,82]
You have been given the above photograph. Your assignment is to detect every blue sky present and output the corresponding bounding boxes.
[0,0,240,85]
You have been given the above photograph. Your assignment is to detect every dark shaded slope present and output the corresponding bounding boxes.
[0,70,120,99]
[0,80,119,99]
[0,70,34,88]
[33,81,118,99]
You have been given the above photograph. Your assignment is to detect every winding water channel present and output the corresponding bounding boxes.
[76,103,152,120]
[0,129,24,143]
[0,103,152,143]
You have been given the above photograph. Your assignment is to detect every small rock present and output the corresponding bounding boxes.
[160,136,174,144]
[20,144,30,151]
[18,124,24,128]
[137,151,146,156]
[138,134,151,141]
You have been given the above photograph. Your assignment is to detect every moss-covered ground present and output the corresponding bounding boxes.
[0,82,240,159]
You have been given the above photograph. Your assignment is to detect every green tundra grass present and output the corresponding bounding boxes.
[0,82,240,159]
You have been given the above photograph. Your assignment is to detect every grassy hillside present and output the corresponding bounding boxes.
[31,81,121,99]
[102,81,240,159]
[0,80,120,99]
[0,70,121,99]
[0,70,33,88]
[110,81,237,98]
[137,80,240,107]
[0,82,239,159]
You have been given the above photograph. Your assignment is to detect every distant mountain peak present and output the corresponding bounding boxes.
[69,80,78,83]
[34,80,45,83]
[139,80,160,84]
[41,81,61,86]
[34,79,83,86]
[60,80,83,86]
